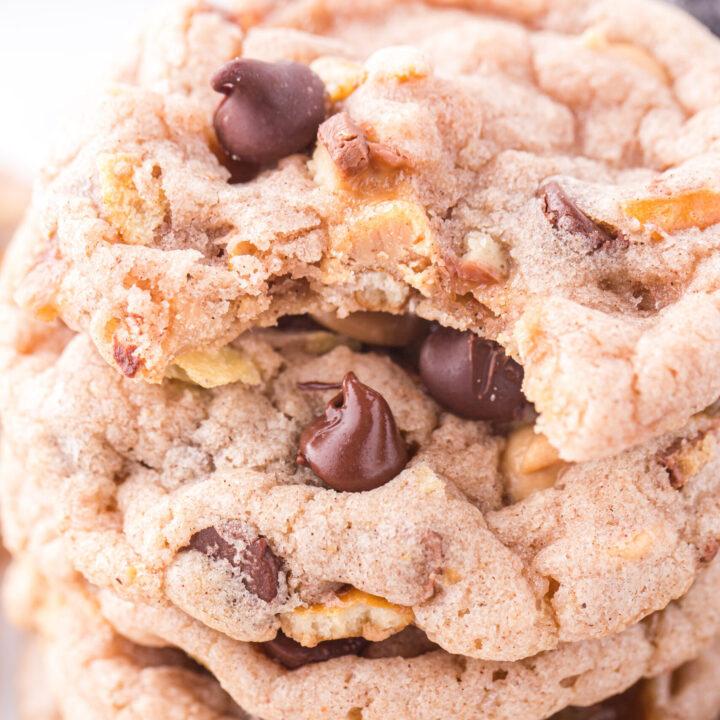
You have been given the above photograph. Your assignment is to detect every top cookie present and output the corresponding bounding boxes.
[7,0,720,460]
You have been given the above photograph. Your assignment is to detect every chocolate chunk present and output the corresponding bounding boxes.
[318,112,371,177]
[539,180,626,252]
[259,631,368,670]
[211,59,326,165]
[187,527,280,602]
[112,340,143,378]
[297,372,408,492]
[419,327,526,422]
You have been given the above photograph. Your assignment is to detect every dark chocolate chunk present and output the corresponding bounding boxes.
[539,180,626,252]
[318,112,371,177]
[297,372,408,492]
[419,327,526,423]
[259,631,368,670]
[187,527,280,602]
[211,59,326,165]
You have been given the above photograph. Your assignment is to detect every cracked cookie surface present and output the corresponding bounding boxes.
[7,0,720,460]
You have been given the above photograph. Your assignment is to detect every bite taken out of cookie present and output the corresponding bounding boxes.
[7,0,720,462]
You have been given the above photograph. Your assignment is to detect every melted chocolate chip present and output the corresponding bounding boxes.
[260,631,368,670]
[297,372,408,492]
[211,59,326,166]
[419,327,526,422]
[318,112,371,177]
[539,180,626,252]
[187,527,280,602]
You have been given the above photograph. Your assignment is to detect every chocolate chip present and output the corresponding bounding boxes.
[419,327,526,422]
[297,372,408,492]
[112,340,143,378]
[259,631,368,670]
[187,527,280,602]
[211,59,326,166]
[318,112,371,177]
[539,180,626,253]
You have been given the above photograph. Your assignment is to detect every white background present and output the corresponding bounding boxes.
[0,0,162,179]
[0,2,163,714]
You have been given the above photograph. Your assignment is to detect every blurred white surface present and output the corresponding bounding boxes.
[0,2,164,716]
[0,0,163,179]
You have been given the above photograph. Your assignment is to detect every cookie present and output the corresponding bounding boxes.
[2,299,719,669]
[7,0,720,461]
[2,544,720,720]
[17,638,63,720]
[86,551,720,719]
[0,170,29,252]
[544,637,720,719]
[8,557,720,720]
[5,559,253,720]
[669,0,720,35]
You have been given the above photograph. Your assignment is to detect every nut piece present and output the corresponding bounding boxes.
[311,311,428,347]
[502,426,567,503]
[583,29,668,84]
[657,431,717,489]
[623,190,720,234]
[310,57,366,102]
[97,153,168,245]
[455,231,508,285]
[365,46,432,82]
[166,346,261,388]
[280,588,413,647]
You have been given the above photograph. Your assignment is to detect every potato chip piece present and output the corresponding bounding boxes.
[167,346,261,388]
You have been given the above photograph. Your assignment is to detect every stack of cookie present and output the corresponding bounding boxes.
[2,0,720,718]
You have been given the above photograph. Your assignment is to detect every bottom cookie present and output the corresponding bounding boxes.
[6,557,720,720]
[6,560,255,720]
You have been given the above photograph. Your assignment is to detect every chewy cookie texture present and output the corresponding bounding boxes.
[3,300,720,719]
[3,0,720,719]
[3,304,720,664]
[8,0,720,461]
[7,557,720,720]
